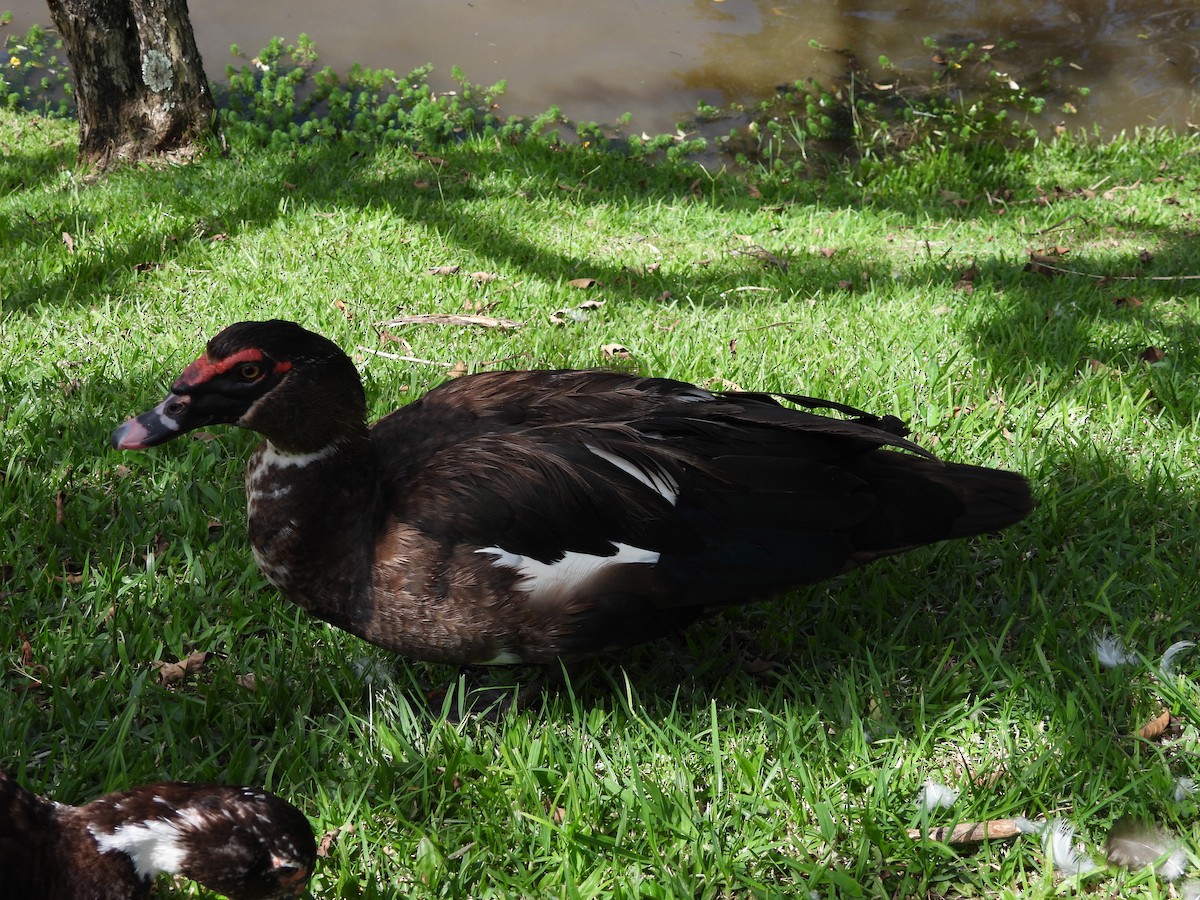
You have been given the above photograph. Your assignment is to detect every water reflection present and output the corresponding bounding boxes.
[2,0,1197,134]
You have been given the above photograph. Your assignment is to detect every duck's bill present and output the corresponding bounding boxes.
[111,393,210,450]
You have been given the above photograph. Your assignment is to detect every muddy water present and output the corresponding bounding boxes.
[4,0,1198,136]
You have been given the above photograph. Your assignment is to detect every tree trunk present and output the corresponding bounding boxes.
[45,0,216,169]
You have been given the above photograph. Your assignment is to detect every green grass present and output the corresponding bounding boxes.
[3,105,1200,898]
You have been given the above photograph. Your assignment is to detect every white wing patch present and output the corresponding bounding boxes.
[89,818,187,879]
[478,543,660,598]
[584,444,679,504]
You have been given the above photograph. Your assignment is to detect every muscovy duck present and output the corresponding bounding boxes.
[0,770,315,899]
[112,320,1032,665]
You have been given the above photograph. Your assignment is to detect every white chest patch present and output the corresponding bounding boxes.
[250,441,337,479]
[477,542,660,599]
[584,444,679,505]
[89,818,186,880]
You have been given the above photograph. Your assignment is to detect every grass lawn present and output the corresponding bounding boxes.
[3,99,1200,898]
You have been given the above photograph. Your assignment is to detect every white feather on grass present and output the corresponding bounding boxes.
[1160,640,1196,678]
[1181,878,1200,900]
[1015,816,1045,835]
[1042,819,1102,877]
[1175,777,1198,803]
[1094,632,1138,668]
[1105,816,1187,881]
[916,780,959,812]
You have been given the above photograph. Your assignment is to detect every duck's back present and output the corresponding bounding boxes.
[356,369,1031,660]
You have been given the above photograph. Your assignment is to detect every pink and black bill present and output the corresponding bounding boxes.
[111,343,293,450]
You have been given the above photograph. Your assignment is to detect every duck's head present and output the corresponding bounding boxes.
[112,320,366,455]
[84,782,317,899]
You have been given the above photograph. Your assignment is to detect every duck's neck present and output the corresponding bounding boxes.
[245,433,381,636]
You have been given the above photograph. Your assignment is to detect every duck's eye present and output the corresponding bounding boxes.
[237,363,263,381]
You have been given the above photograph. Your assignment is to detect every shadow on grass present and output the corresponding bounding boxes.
[9,130,1193,320]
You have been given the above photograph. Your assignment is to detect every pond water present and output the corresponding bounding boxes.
[4,0,1198,136]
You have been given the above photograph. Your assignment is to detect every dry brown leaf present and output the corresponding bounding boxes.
[334,299,352,320]
[385,313,520,330]
[153,650,211,686]
[568,277,601,289]
[549,299,606,326]
[601,343,632,360]
[190,431,219,442]
[1139,346,1166,364]
[447,361,469,379]
[206,520,224,537]
[62,231,75,253]
[428,265,460,276]
[470,271,498,283]
[317,823,355,858]
[413,179,430,190]
[236,673,259,692]
[1138,707,1171,740]
[1112,296,1144,309]
[1024,251,1065,277]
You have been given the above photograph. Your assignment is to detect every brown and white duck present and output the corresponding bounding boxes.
[112,320,1032,665]
[0,769,315,899]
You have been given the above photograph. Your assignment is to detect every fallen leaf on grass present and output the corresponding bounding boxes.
[1139,346,1165,364]
[601,343,632,360]
[413,151,448,167]
[549,299,605,325]
[1024,251,1067,277]
[1138,707,1171,741]
[428,264,460,276]
[384,313,521,330]
[447,361,469,378]
[317,823,355,858]
[236,672,275,692]
[153,650,211,685]
[568,277,601,289]
[469,271,498,283]
[1112,296,1143,309]
[62,231,75,253]
[334,299,353,319]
